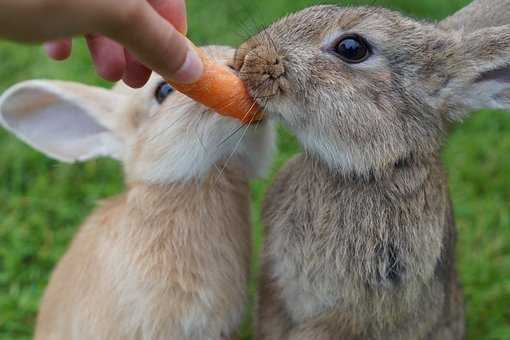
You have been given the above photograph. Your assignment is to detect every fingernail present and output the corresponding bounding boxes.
[171,48,203,84]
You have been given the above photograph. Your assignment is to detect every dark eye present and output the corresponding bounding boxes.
[335,34,370,63]
[155,82,174,104]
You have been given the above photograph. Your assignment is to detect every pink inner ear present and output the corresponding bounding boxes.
[0,85,115,162]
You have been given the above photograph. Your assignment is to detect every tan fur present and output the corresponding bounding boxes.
[36,170,251,340]
[234,2,510,339]
[15,46,276,340]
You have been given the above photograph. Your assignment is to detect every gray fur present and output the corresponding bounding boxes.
[258,154,462,339]
[440,0,510,33]
[234,1,510,339]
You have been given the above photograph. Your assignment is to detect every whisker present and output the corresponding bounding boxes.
[218,123,247,148]
[195,117,224,178]
[245,7,270,35]
[246,77,275,101]
[253,94,277,100]
[244,100,259,121]
[259,24,279,55]
[147,112,188,144]
[215,113,256,183]
[216,93,260,150]
[235,43,275,65]
[239,71,272,76]
[237,21,260,42]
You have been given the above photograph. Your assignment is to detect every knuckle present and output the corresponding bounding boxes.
[164,31,188,72]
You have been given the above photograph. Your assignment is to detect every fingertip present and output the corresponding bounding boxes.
[170,47,204,84]
[86,35,126,82]
[96,58,126,82]
[123,52,152,88]
[122,72,151,88]
[105,2,196,84]
[44,40,72,60]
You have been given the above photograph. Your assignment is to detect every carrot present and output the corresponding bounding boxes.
[167,41,263,124]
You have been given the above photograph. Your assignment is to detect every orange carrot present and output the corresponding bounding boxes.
[167,42,263,124]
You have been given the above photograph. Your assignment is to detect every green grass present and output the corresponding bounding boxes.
[0,0,509,339]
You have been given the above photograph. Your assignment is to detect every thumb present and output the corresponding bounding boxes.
[104,1,203,84]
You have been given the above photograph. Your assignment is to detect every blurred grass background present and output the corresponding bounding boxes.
[0,0,509,339]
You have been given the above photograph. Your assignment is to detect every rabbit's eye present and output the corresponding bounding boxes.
[335,35,370,63]
[155,82,174,104]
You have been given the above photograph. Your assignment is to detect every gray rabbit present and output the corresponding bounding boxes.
[233,0,510,339]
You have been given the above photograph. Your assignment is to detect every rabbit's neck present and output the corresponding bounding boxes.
[303,149,444,186]
[106,166,251,275]
[123,166,250,231]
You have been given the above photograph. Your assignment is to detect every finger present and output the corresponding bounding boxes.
[86,34,126,82]
[44,39,72,60]
[148,0,187,35]
[105,2,203,84]
[123,51,152,88]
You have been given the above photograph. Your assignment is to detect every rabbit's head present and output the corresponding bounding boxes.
[0,46,275,183]
[235,5,510,175]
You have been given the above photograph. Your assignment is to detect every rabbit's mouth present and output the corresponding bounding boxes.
[227,64,240,76]
[228,63,272,118]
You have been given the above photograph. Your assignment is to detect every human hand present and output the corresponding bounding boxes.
[0,0,203,87]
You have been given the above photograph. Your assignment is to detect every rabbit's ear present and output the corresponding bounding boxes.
[439,0,510,33]
[448,26,510,119]
[0,80,127,163]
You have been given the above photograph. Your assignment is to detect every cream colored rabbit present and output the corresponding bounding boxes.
[0,46,275,340]
[233,1,510,339]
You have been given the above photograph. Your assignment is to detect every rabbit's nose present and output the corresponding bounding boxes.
[235,45,285,79]
[234,41,286,98]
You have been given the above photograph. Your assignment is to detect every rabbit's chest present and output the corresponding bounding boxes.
[98,200,252,339]
[264,163,447,324]
[268,202,445,326]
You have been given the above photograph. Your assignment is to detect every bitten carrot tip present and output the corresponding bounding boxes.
[167,38,263,124]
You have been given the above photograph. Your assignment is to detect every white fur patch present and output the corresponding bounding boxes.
[296,128,356,172]
[130,94,276,184]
